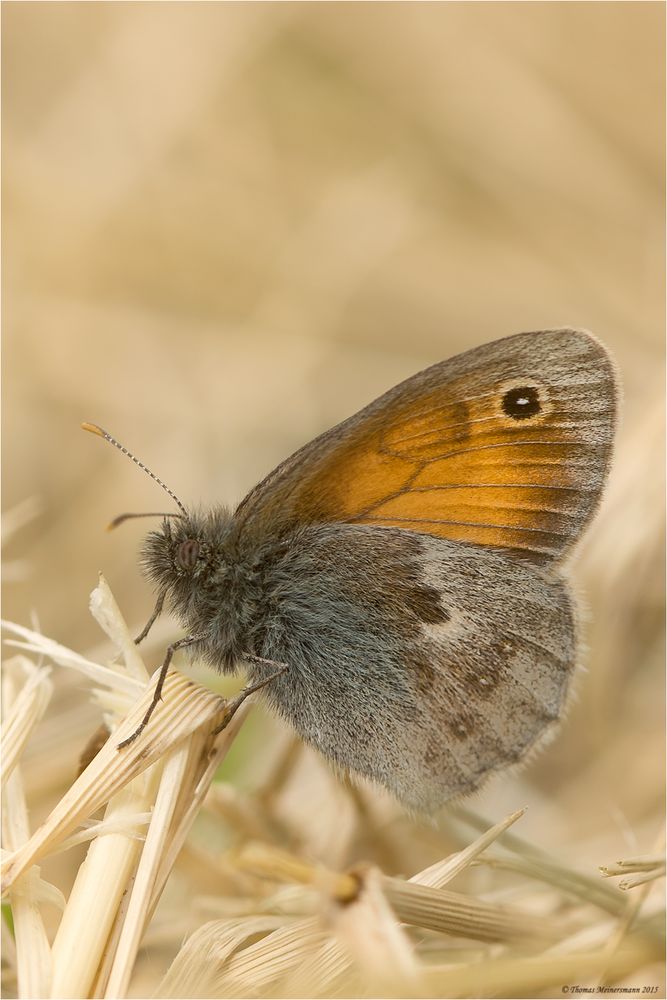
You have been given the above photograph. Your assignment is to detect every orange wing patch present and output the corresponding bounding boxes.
[238,331,617,563]
[295,378,612,561]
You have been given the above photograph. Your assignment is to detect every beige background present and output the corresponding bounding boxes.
[3,2,664,859]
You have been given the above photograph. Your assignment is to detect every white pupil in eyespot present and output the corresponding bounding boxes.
[516,397,529,405]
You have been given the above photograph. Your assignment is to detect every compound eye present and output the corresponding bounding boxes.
[177,538,200,570]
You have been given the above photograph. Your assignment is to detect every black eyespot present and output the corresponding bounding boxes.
[501,385,541,420]
[177,538,200,570]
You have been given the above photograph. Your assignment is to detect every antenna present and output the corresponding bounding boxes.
[82,423,188,516]
[106,512,184,531]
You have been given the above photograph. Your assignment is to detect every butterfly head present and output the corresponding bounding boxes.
[79,423,236,603]
[140,507,234,597]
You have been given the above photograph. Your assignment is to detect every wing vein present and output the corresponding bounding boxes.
[355,515,570,538]
[402,439,597,464]
[388,416,611,448]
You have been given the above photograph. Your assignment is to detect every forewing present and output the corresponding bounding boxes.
[236,329,618,562]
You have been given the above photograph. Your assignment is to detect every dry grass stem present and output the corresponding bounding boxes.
[238,838,563,943]
[329,866,421,997]
[421,942,658,998]
[157,916,291,999]
[1,670,53,999]
[600,854,667,890]
[103,743,193,999]
[1,580,259,998]
[593,829,667,991]
[49,779,159,999]
[1,657,53,789]
[2,569,664,998]
[382,877,562,943]
[1,620,143,701]
[409,806,526,888]
[1,668,227,894]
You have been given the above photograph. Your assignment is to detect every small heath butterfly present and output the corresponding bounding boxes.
[83,328,618,811]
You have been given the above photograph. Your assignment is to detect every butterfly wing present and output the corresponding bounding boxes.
[236,329,618,563]
[253,524,576,811]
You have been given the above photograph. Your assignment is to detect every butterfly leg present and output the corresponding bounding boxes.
[117,631,208,749]
[134,591,166,645]
[243,652,289,671]
[213,664,288,735]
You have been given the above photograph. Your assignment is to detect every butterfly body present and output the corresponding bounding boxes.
[105,328,617,810]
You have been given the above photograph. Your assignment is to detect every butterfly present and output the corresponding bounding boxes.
[84,328,618,811]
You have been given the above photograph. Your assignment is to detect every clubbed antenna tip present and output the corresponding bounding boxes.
[81,421,188,517]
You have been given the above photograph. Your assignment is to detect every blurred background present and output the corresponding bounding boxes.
[2,0,664,951]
